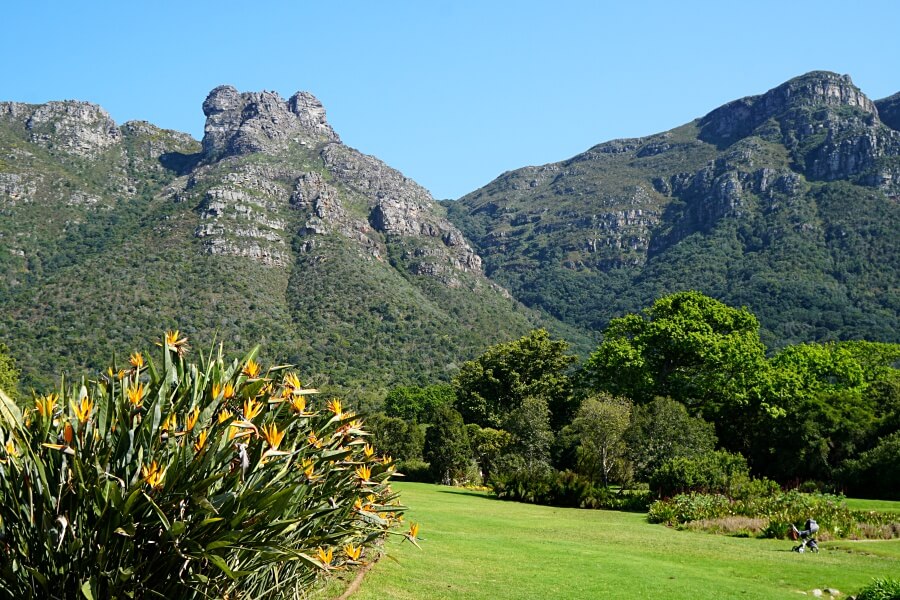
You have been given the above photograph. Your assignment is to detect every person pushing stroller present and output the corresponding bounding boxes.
[789,518,819,553]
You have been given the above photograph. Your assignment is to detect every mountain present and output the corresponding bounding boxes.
[3,72,897,394]
[446,71,900,348]
[0,87,558,393]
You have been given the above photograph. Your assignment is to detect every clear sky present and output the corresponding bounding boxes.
[2,1,898,199]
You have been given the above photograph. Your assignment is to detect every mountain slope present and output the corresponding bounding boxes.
[0,88,558,392]
[446,72,900,348]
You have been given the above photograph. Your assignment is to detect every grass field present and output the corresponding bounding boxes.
[349,483,900,600]
[844,497,900,513]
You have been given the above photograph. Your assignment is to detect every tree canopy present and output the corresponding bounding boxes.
[581,291,773,425]
[453,329,576,429]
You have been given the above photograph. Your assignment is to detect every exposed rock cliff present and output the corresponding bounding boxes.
[184,86,484,283]
[876,91,900,132]
[201,86,339,159]
[1,100,121,158]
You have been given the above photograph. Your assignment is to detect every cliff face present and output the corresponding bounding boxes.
[0,87,540,391]
[174,86,485,286]
[447,71,900,346]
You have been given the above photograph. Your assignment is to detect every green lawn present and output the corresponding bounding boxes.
[351,483,899,600]
[844,497,900,513]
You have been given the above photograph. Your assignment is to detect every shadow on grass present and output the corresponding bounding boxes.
[435,488,501,501]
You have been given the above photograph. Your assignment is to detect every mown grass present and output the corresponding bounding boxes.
[350,483,899,600]
[844,498,900,513]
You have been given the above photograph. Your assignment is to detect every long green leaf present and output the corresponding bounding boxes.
[206,554,237,580]
[143,492,171,530]
[0,388,22,429]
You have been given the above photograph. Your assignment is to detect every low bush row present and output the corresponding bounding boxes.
[491,467,650,511]
[648,490,900,540]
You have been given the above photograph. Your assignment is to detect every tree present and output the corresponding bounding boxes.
[625,396,717,482]
[837,431,900,500]
[383,384,455,423]
[0,343,19,400]
[582,291,769,417]
[569,394,632,487]
[365,412,425,463]
[580,292,779,460]
[423,405,472,485]
[748,341,899,481]
[453,329,576,429]
[502,396,554,469]
[466,424,511,482]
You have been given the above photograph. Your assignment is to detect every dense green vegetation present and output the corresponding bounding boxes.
[352,483,900,600]
[0,334,405,598]
[365,292,900,514]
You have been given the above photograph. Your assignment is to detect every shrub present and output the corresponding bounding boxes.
[647,493,732,525]
[648,489,900,541]
[0,334,405,599]
[856,577,900,600]
[649,450,750,498]
[680,517,768,537]
[397,458,432,483]
[491,467,650,511]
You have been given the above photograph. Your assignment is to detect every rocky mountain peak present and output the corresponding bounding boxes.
[695,71,899,192]
[699,71,876,144]
[765,71,875,113]
[201,85,339,160]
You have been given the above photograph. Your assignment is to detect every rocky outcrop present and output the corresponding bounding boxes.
[0,172,39,206]
[322,143,483,274]
[182,85,486,283]
[201,86,338,159]
[697,72,900,194]
[876,92,900,131]
[189,163,291,266]
[0,100,121,158]
[699,72,876,143]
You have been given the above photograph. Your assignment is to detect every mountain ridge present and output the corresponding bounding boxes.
[0,85,565,394]
[0,71,897,395]
[445,71,900,348]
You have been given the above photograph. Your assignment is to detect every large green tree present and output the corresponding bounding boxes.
[625,396,718,482]
[453,329,576,429]
[751,341,900,481]
[569,394,632,487]
[582,291,770,416]
[365,413,425,463]
[423,405,472,485]
[466,424,511,482]
[502,396,554,469]
[581,292,783,456]
[382,384,455,423]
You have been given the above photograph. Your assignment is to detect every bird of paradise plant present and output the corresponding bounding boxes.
[0,333,405,599]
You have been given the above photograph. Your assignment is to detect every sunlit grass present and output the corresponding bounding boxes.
[844,498,900,513]
[352,483,900,600]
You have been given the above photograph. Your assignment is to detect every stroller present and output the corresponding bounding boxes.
[789,518,819,553]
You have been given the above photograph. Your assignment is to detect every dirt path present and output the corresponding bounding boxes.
[332,556,379,600]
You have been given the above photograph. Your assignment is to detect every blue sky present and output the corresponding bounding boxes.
[3,1,898,199]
